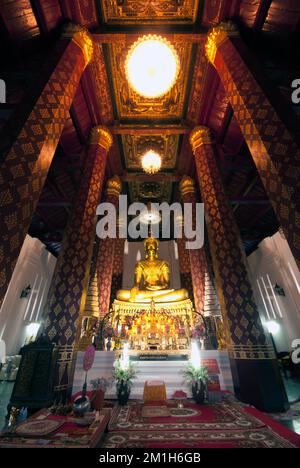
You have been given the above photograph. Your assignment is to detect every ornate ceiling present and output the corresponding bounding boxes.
[122,134,179,170]
[1,0,300,254]
[106,39,193,120]
[100,28,204,203]
[99,1,199,25]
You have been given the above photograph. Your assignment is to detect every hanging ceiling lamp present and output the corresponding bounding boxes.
[141,150,162,175]
[125,35,180,98]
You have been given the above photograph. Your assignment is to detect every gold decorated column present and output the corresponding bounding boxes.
[190,126,288,412]
[96,176,122,320]
[78,176,122,350]
[44,126,113,395]
[0,23,94,309]
[206,21,300,270]
[179,176,207,314]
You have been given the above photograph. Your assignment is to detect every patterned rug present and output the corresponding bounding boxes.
[108,400,265,432]
[103,400,300,448]
[141,406,171,418]
[103,427,295,448]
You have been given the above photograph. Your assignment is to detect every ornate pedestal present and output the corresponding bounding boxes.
[111,299,195,354]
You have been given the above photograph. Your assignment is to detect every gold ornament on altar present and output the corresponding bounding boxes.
[117,237,189,303]
[113,237,193,353]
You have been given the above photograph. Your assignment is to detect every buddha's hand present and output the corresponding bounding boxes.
[130,287,139,300]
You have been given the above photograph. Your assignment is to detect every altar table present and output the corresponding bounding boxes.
[0,407,111,448]
[143,381,167,402]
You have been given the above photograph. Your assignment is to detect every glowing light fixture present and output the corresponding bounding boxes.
[141,150,162,175]
[139,208,161,225]
[266,320,280,335]
[126,35,179,98]
[191,340,201,369]
[120,342,130,369]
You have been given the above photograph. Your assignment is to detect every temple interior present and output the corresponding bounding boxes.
[0,0,300,450]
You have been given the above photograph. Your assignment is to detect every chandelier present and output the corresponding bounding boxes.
[125,35,180,98]
[139,208,161,225]
[141,150,162,175]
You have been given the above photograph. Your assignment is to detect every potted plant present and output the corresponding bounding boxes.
[90,377,110,411]
[113,360,137,406]
[183,362,210,404]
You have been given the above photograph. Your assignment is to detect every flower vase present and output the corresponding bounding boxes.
[192,380,206,404]
[91,389,105,411]
[117,381,130,406]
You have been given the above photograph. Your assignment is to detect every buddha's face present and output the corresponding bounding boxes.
[145,242,158,260]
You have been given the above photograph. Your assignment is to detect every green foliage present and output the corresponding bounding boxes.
[183,362,211,387]
[90,377,110,392]
[113,360,138,388]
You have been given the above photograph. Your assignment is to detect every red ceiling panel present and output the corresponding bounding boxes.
[239,0,261,28]
[263,0,300,33]
[1,0,40,40]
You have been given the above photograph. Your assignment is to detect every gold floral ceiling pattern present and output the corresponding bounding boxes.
[129,180,173,203]
[107,40,193,120]
[122,134,179,170]
[100,0,199,24]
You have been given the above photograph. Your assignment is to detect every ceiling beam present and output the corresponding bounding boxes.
[122,173,181,183]
[111,125,190,135]
[92,33,206,45]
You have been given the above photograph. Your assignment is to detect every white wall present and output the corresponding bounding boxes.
[122,240,181,290]
[248,231,300,353]
[0,235,56,356]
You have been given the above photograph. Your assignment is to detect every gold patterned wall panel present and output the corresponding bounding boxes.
[99,1,199,24]
[122,134,179,170]
[106,40,192,120]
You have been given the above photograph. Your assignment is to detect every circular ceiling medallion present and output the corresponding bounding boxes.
[125,35,180,98]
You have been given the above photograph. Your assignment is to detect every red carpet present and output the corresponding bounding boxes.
[103,400,300,448]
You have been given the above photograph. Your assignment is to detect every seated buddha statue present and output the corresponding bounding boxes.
[117,237,189,303]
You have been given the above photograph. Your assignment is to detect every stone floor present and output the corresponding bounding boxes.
[0,381,13,430]
[275,376,300,435]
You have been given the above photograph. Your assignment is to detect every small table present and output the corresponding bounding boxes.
[0,408,111,448]
[143,380,167,402]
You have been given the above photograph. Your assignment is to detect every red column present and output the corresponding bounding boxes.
[206,21,300,271]
[45,127,113,346]
[190,126,288,412]
[179,176,207,314]
[44,127,112,395]
[0,24,94,309]
[77,176,122,351]
[96,176,122,319]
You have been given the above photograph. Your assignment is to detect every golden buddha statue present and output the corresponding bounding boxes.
[117,237,189,303]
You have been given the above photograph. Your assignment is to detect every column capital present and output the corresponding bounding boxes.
[179,175,196,197]
[189,126,213,153]
[89,126,113,152]
[106,175,122,198]
[62,23,94,66]
[205,21,239,65]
